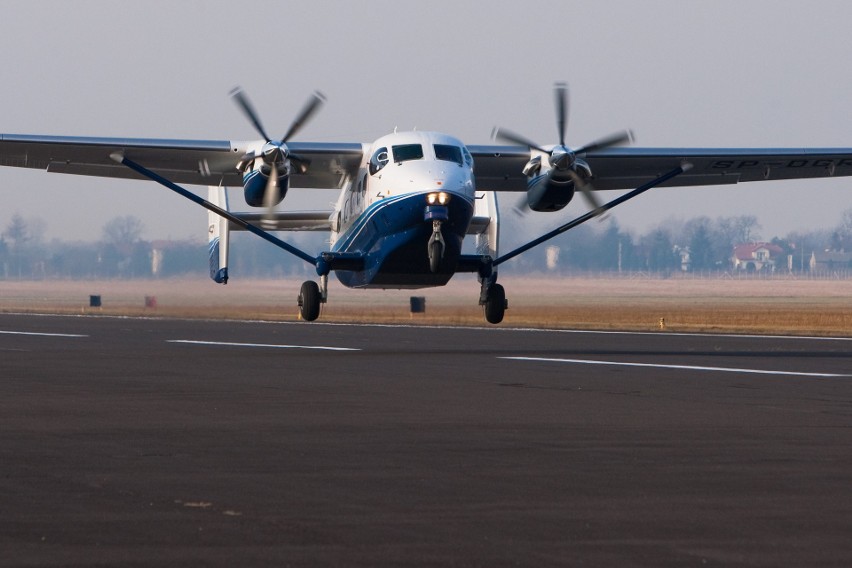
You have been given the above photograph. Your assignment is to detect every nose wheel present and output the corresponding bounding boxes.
[428,240,443,273]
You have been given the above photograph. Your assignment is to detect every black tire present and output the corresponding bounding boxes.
[298,280,321,321]
[484,283,506,324]
[429,240,442,273]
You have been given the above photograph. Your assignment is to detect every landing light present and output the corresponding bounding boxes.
[427,192,451,205]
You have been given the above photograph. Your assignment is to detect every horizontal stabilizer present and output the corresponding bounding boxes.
[228,210,333,232]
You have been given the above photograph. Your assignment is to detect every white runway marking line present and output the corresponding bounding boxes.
[0,330,87,338]
[500,357,852,378]
[167,339,360,352]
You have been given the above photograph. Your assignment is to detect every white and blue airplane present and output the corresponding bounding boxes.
[2,83,852,323]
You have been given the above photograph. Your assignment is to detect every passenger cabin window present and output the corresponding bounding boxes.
[369,147,389,175]
[434,144,463,166]
[392,144,424,163]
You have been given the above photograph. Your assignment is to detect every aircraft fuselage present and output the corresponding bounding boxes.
[330,131,477,289]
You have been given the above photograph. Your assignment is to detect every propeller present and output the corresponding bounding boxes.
[230,87,326,146]
[230,87,326,220]
[494,83,633,218]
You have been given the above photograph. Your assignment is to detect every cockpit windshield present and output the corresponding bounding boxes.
[434,144,463,165]
[392,144,424,163]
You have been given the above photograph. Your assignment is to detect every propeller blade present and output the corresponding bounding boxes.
[575,130,634,155]
[262,162,280,230]
[567,169,608,221]
[554,82,568,147]
[492,127,549,154]
[230,87,272,143]
[281,91,326,143]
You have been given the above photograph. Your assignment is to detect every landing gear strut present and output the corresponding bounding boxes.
[427,220,445,273]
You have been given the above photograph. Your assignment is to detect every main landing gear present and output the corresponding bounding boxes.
[479,275,507,324]
[298,274,327,321]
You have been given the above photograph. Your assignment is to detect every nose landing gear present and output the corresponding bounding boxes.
[427,219,445,273]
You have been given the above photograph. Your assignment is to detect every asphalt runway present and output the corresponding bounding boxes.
[1,313,850,567]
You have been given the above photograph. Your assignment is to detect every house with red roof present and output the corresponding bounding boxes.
[731,242,785,272]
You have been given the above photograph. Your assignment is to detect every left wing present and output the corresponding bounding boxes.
[469,145,852,191]
[0,134,365,189]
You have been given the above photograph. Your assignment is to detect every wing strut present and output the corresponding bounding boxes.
[110,153,318,267]
[493,163,692,267]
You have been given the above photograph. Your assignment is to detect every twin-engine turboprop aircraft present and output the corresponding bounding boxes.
[2,83,852,323]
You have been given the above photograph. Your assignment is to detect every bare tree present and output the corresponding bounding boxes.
[717,215,762,246]
[102,216,144,249]
[4,214,29,249]
[839,208,852,239]
[3,214,30,278]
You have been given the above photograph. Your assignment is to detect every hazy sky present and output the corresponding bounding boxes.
[1,0,851,245]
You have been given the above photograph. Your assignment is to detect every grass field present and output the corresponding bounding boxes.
[1,275,850,336]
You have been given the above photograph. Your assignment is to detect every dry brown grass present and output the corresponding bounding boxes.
[1,276,850,336]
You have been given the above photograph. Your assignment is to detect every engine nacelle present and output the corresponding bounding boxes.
[525,171,575,212]
[242,164,290,207]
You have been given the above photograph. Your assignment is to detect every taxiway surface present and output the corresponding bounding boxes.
[1,313,850,566]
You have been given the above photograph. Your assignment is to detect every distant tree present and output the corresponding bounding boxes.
[685,217,721,270]
[643,229,679,272]
[102,215,144,249]
[3,214,31,278]
[834,208,852,251]
[4,214,29,249]
[720,215,762,244]
[687,220,715,271]
[100,216,147,278]
[840,208,852,236]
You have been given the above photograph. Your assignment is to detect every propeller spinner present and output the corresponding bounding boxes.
[494,83,633,217]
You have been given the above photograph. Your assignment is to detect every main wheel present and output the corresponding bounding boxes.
[428,240,442,273]
[484,283,506,324]
[298,280,321,321]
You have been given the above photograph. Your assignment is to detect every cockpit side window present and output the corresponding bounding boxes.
[369,146,389,175]
[434,144,463,166]
[462,147,473,168]
[391,144,424,163]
